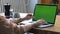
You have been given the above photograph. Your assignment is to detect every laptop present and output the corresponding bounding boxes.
[30,4,57,28]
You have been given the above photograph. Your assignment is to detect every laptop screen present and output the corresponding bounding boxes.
[33,4,57,24]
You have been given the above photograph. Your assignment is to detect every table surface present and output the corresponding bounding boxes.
[34,15,60,33]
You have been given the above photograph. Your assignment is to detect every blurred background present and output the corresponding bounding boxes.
[0,0,60,14]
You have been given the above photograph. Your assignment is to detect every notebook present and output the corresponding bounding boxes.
[31,4,57,28]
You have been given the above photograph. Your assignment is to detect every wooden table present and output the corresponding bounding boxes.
[30,15,60,34]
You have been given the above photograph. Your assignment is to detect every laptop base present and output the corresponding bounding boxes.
[38,24,53,28]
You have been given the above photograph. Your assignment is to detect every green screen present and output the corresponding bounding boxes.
[33,4,57,24]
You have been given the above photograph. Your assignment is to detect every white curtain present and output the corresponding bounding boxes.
[0,0,37,13]
[26,0,38,13]
[0,0,26,13]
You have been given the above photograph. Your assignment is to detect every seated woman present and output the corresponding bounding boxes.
[0,14,47,34]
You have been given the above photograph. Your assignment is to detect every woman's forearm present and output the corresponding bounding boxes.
[14,18,25,24]
[21,21,41,32]
[20,23,41,32]
[21,20,44,32]
[14,14,33,24]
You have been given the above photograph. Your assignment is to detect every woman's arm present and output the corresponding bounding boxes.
[14,14,33,24]
[0,16,24,34]
[13,18,25,24]
[0,16,46,33]
[20,19,47,32]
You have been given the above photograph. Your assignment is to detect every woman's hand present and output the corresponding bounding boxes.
[23,14,33,20]
[36,19,47,25]
[32,19,47,27]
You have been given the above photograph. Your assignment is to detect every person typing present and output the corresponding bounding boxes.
[0,14,47,34]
